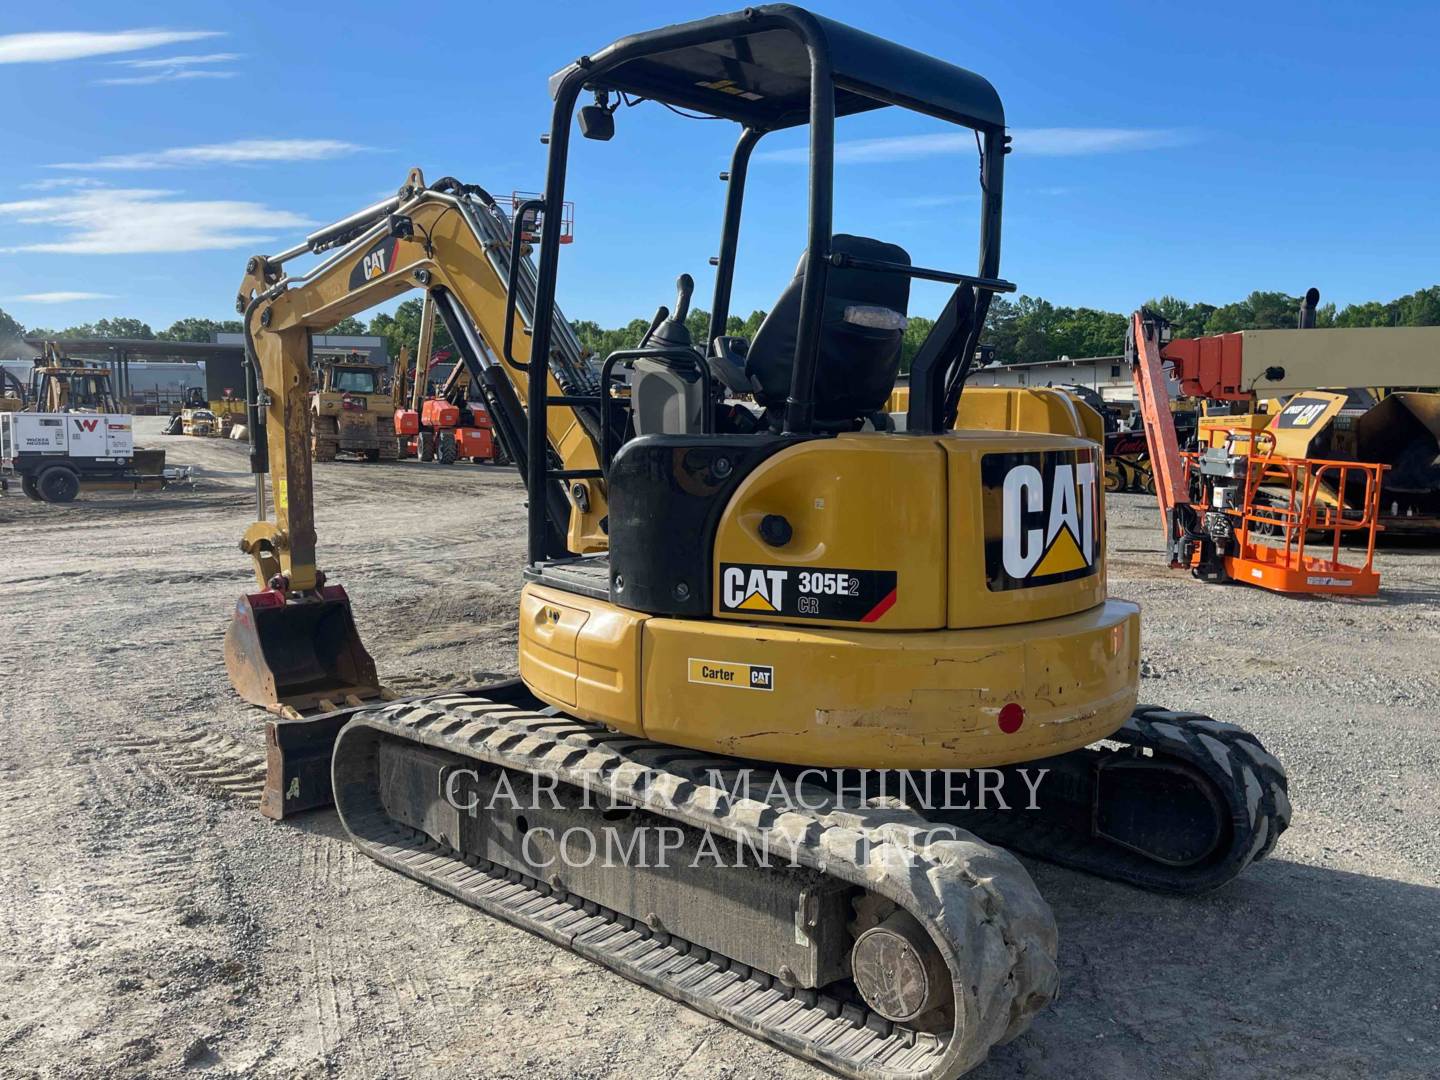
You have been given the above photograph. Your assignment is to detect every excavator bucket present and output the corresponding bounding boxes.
[225,586,383,820]
[224,586,380,711]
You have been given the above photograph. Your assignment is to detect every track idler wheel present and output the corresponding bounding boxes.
[851,908,954,1030]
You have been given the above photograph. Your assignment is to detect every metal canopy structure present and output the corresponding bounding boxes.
[523,5,1015,561]
[553,8,1005,132]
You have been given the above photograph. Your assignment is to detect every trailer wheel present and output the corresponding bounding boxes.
[418,432,435,462]
[36,465,80,504]
[21,474,42,501]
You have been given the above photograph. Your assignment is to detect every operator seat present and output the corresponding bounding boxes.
[742,234,911,425]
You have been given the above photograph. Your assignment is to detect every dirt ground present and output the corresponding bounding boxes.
[1,417,1436,1079]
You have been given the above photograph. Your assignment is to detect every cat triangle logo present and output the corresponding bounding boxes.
[737,589,777,612]
[721,566,788,613]
[996,454,1100,586]
[1034,524,1087,577]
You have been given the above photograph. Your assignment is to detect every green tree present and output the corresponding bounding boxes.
[324,316,367,335]
[367,298,453,360]
[1331,300,1391,328]
[898,315,935,373]
[158,317,243,342]
[1204,290,1302,334]
[80,316,155,339]
[1052,307,1127,358]
[0,307,25,354]
[1394,286,1440,326]
[1144,295,1214,340]
[685,307,712,347]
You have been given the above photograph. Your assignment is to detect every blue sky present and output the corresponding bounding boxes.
[1,0,1437,335]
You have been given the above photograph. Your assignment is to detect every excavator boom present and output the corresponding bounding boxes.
[224,171,612,807]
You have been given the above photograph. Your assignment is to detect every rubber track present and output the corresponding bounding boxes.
[953,707,1291,895]
[333,693,1059,1080]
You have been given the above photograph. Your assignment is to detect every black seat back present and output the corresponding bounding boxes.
[745,235,910,422]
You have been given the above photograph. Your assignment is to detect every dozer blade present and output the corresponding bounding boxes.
[225,586,384,820]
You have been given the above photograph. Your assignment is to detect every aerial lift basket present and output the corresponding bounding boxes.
[1185,428,1386,596]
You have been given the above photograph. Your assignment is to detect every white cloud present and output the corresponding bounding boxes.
[50,138,369,170]
[1017,128,1193,155]
[98,69,237,86]
[758,127,1194,164]
[22,177,107,191]
[0,29,220,65]
[897,194,978,208]
[0,187,313,255]
[10,291,116,303]
[112,51,239,69]
[98,50,239,85]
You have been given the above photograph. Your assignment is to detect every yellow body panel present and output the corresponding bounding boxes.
[1198,411,1270,450]
[521,584,647,734]
[520,419,1129,769]
[711,431,1105,631]
[710,436,949,629]
[521,582,1138,768]
[954,386,1104,444]
[886,385,1104,444]
[941,432,1107,627]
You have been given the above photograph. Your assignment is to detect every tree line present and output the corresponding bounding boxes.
[575,284,1440,371]
[3,284,1438,370]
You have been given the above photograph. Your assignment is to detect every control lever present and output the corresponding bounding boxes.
[672,273,694,323]
[638,305,669,348]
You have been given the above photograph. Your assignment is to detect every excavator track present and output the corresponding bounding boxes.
[935,707,1291,895]
[332,692,1059,1080]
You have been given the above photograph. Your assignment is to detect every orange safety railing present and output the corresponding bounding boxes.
[1182,427,1387,596]
[497,191,575,244]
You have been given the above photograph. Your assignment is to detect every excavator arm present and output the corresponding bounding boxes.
[234,168,608,595]
[226,168,609,714]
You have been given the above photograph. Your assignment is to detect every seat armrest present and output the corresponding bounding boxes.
[709,336,754,395]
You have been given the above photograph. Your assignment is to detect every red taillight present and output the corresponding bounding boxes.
[998,703,1025,734]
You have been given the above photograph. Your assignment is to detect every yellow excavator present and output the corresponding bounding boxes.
[224,9,1289,1077]
[27,343,122,413]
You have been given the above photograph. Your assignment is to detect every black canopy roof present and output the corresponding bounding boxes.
[550,5,1004,133]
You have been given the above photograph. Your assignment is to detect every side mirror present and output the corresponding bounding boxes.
[578,105,614,141]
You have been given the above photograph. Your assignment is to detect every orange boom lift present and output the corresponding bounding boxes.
[1127,309,1385,596]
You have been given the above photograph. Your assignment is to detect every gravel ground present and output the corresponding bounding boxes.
[0,417,1436,1079]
